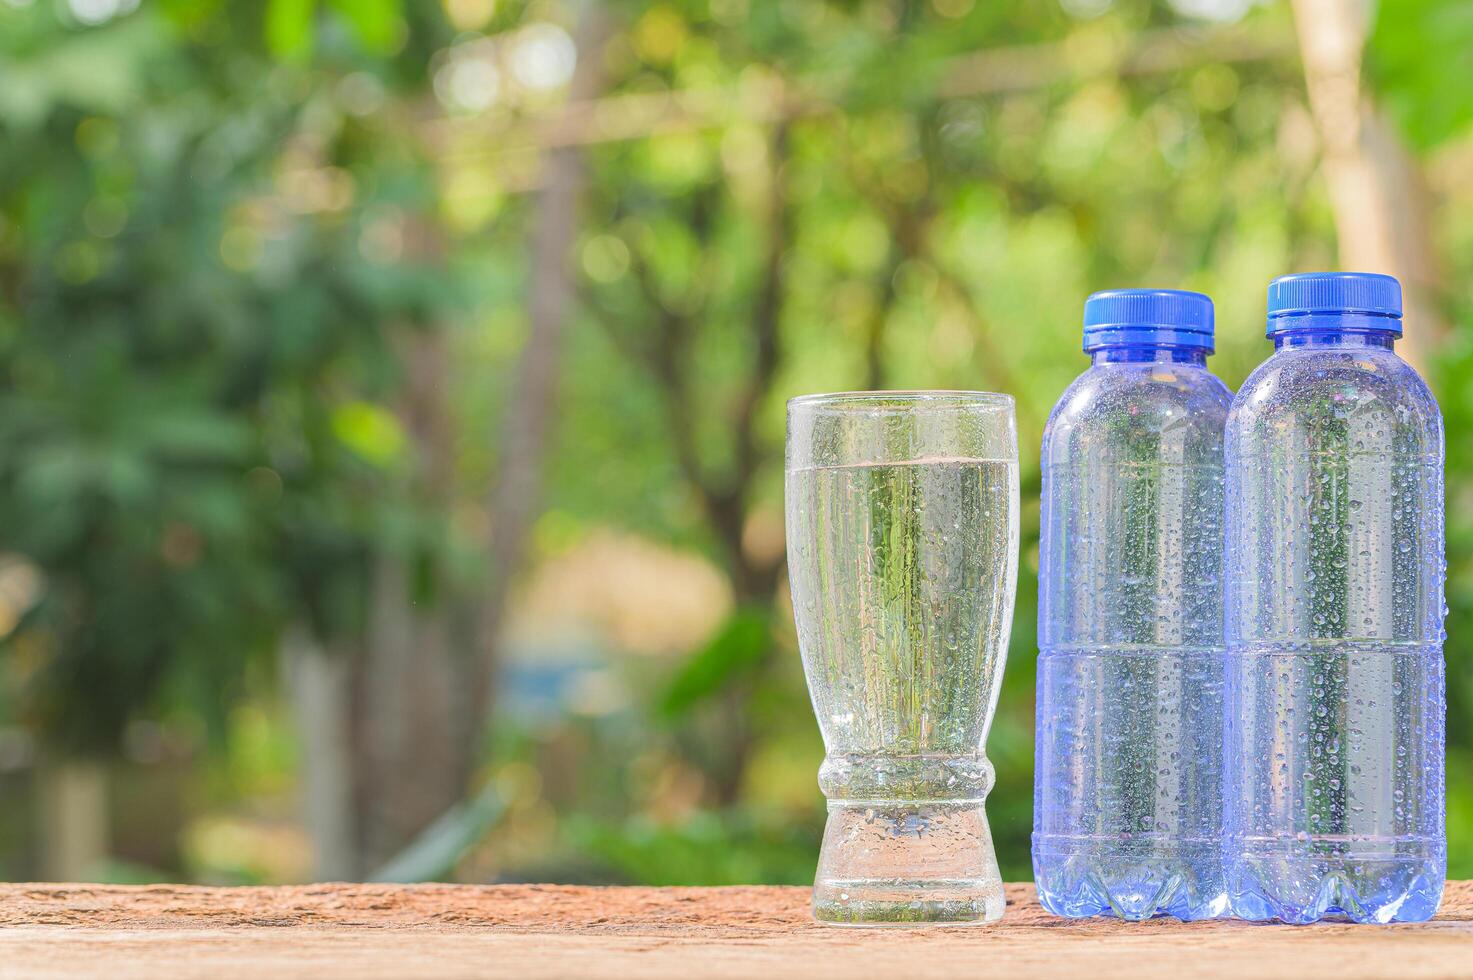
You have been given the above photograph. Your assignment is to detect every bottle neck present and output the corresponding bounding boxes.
[1269,314,1400,351]
[1090,345,1208,366]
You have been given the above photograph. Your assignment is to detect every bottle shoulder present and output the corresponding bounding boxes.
[1043,363,1232,461]
[1228,347,1442,450]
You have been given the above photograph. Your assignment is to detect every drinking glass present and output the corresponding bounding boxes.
[785,391,1019,926]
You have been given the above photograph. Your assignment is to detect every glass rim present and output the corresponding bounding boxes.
[787,390,1015,412]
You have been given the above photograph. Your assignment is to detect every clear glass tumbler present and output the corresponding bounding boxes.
[785,391,1019,926]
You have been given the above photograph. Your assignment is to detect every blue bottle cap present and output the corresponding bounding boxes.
[1082,289,1214,353]
[1266,272,1402,336]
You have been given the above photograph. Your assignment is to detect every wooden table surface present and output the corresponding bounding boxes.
[2,881,1470,979]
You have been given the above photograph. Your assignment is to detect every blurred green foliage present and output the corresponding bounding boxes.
[0,1,460,756]
[0,0,1470,888]
[1367,0,1473,150]
[660,606,770,719]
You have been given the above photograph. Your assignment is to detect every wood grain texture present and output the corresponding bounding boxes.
[1,881,1470,979]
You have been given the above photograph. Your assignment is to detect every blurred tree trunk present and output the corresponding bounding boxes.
[708,122,792,804]
[35,758,107,881]
[355,327,468,871]
[284,628,357,880]
[284,6,614,881]
[1291,0,1446,374]
[283,0,611,867]
[285,326,473,878]
[471,6,611,725]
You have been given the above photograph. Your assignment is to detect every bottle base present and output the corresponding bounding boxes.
[1033,837,1228,921]
[1228,849,1445,924]
[812,801,1003,926]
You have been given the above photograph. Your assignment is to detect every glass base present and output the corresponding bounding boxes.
[812,800,1004,926]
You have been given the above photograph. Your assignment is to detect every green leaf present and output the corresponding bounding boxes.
[331,400,406,465]
[266,0,315,62]
[659,606,772,719]
[326,0,402,54]
[1366,0,1473,149]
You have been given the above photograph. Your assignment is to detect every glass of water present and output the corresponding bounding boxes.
[785,391,1019,926]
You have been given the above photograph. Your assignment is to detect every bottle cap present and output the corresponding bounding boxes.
[1266,272,1402,336]
[1082,289,1214,353]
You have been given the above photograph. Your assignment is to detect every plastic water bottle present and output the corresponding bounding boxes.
[1033,290,1231,920]
[1224,272,1445,923]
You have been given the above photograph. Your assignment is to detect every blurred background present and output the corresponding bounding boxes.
[0,0,1470,887]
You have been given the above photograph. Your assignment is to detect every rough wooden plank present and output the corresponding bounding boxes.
[1,881,1469,979]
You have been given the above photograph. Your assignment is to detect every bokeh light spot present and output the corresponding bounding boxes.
[442,0,496,32]
[510,23,577,92]
[582,234,631,283]
[634,6,686,65]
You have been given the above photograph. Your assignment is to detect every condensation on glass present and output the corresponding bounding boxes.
[786,391,1018,926]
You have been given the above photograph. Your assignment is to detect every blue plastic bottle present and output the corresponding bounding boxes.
[1224,272,1445,923]
[1034,290,1231,920]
